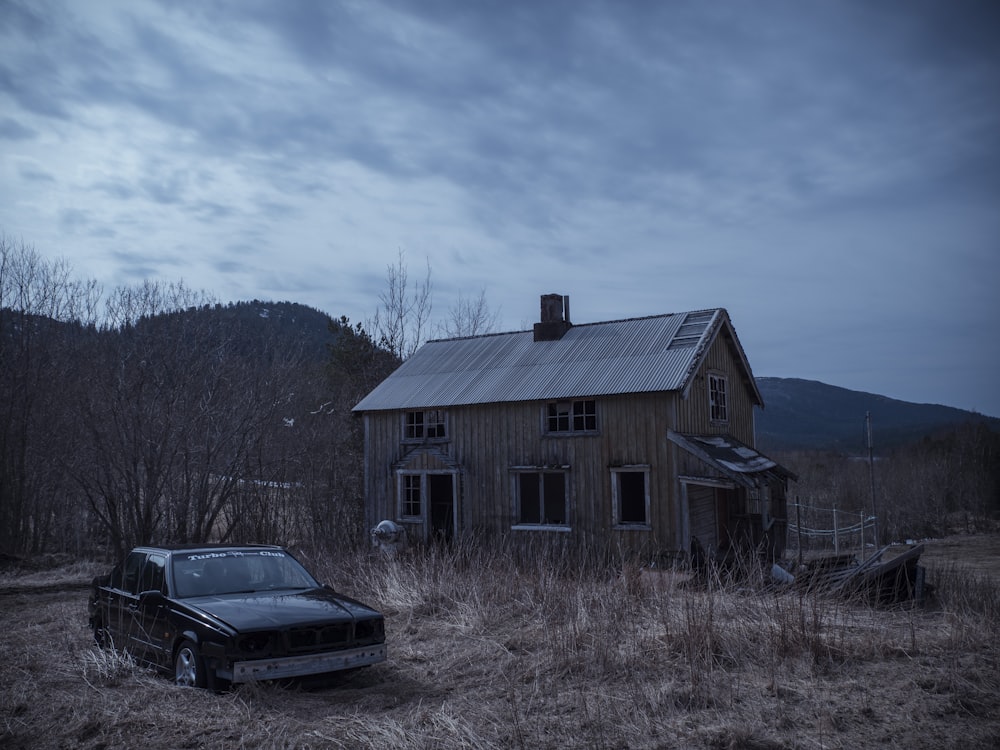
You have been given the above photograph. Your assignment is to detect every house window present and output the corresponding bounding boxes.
[513,470,568,527]
[404,409,447,440]
[708,373,728,422]
[546,399,596,433]
[402,474,422,518]
[612,467,650,527]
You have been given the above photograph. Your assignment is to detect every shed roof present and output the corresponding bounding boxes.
[668,431,798,487]
[353,307,762,412]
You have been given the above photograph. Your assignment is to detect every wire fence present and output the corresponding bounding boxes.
[786,501,877,557]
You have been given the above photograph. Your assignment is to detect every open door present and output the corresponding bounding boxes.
[429,473,456,543]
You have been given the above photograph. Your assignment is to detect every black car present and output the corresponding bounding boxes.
[88,545,386,689]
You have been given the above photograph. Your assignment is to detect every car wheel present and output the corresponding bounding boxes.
[174,641,206,688]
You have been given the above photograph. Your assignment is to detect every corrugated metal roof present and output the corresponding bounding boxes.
[353,307,756,412]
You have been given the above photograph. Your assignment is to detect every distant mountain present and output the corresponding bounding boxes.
[755,377,1000,453]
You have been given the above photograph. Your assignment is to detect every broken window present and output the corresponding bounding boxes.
[612,467,650,527]
[709,373,728,422]
[404,409,447,440]
[546,399,596,433]
[514,470,568,527]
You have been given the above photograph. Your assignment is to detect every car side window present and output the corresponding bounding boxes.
[121,551,146,595]
[140,554,167,594]
[109,562,124,590]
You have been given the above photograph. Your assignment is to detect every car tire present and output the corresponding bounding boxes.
[174,640,206,688]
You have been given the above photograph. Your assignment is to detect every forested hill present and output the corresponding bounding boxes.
[755,377,1000,453]
[151,300,341,361]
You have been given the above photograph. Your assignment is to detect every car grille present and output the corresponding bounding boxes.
[286,623,351,652]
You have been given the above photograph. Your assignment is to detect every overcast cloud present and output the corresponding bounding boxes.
[2,0,998,416]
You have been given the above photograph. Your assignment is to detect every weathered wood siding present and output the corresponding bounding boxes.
[363,389,684,557]
[675,328,756,445]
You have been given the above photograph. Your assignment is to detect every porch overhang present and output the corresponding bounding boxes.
[667,430,797,489]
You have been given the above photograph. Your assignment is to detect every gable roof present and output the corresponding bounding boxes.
[353,307,762,412]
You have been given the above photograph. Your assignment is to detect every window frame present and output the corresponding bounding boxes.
[510,467,571,531]
[611,465,651,530]
[403,409,448,441]
[120,551,146,594]
[400,473,424,519]
[708,372,729,423]
[139,553,167,594]
[544,399,597,435]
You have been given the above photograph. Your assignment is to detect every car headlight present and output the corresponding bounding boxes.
[236,632,274,654]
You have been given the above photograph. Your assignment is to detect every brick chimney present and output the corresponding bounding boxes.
[533,293,571,341]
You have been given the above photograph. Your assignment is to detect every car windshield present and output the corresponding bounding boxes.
[171,549,319,598]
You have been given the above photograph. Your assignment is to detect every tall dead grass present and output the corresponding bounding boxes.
[315,537,1000,746]
[2,540,999,749]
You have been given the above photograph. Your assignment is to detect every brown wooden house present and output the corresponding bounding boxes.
[353,294,795,561]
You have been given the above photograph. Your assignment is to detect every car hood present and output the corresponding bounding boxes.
[186,588,380,631]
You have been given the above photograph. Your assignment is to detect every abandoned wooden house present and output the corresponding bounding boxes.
[353,294,795,561]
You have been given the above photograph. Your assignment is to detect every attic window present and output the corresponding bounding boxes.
[404,410,447,441]
[668,310,714,349]
[546,399,596,434]
[709,373,728,423]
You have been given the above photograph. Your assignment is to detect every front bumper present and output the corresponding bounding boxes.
[231,643,387,682]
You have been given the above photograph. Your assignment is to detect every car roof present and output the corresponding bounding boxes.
[132,543,286,555]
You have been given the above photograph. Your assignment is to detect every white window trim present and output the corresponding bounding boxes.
[611,465,651,530]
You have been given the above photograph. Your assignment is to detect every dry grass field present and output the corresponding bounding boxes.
[2,536,999,750]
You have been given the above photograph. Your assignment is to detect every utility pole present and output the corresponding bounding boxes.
[866,411,880,548]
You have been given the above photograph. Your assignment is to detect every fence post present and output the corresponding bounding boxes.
[795,499,802,566]
[833,506,839,555]
[860,511,866,561]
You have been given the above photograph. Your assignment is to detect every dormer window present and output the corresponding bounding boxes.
[546,399,597,434]
[404,409,447,441]
[708,373,728,423]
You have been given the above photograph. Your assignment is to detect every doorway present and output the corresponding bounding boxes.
[429,473,456,542]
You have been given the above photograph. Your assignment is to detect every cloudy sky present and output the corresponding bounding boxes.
[2,0,999,417]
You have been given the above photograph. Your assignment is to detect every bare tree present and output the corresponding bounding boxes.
[437,287,501,339]
[66,282,309,555]
[0,237,100,555]
[371,250,432,360]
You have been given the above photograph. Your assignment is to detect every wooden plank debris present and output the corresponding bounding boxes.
[794,544,925,604]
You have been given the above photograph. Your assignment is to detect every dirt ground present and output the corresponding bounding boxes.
[1,535,999,749]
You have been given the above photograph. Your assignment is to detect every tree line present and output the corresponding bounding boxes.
[0,238,400,558]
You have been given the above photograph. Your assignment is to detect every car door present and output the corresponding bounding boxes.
[103,551,145,650]
[132,553,172,666]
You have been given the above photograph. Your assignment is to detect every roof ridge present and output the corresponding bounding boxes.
[427,307,724,344]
